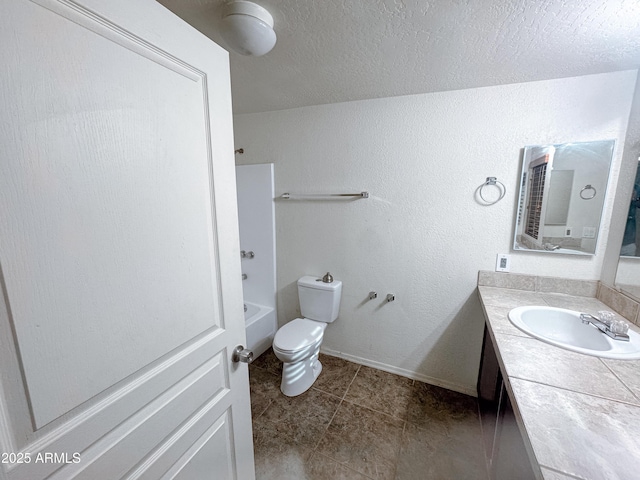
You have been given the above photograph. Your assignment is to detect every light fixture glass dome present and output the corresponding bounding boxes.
[219,1,277,57]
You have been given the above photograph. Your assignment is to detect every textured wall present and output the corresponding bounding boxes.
[234,71,636,395]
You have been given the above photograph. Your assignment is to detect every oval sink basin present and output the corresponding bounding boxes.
[508,306,640,359]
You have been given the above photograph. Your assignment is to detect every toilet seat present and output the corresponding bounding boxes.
[273,318,325,353]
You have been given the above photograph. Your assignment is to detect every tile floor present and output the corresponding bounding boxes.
[249,349,489,480]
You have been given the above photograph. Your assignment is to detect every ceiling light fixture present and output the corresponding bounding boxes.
[219,1,276,57]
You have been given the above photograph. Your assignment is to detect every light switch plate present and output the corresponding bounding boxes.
[496,254,511,272]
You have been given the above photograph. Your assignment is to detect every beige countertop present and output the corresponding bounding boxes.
[478,285,640,480]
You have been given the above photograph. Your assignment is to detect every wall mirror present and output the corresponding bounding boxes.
[615,157,640,300]
[513,140,615,255]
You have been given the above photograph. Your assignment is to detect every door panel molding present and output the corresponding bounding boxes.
[46,353,229,479]
[3,329,227,479]
[32,0,205,82]
[124,401,231,479]
[0,262,34,455]
[161,412,232,480]
[3,0,226,429]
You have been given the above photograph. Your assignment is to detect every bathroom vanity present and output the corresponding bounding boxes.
[477,323,537,479]
[477,271,640,480]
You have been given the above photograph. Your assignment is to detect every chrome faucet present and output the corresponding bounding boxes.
[580,313,630,342]
[544,243,561,251]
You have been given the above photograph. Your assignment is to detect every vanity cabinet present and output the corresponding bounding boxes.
[477,325,536,480]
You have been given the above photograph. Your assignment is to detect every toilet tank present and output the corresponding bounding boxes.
[297,275,342,323]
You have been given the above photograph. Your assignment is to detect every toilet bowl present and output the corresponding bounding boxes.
[272,275,342,397]
[273,318,327,397]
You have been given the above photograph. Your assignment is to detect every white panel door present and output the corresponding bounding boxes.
[0,0,254,478]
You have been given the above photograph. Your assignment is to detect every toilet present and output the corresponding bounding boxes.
[273,275,342,397]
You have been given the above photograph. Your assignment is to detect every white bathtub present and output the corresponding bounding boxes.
[244,302,276,359]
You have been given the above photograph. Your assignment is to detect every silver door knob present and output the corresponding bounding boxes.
[232,345,254,364]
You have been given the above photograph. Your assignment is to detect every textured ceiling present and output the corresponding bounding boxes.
[157,0,640,114]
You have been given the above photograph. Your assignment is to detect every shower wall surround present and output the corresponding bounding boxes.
[236,164,277,358]
[234,70,637,395]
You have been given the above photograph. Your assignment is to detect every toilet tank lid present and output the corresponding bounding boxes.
[298,275,342,291]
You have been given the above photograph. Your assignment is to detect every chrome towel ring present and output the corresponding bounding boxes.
[478,177,506,205]
[580,184,596,200]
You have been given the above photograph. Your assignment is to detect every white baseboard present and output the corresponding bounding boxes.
[320,347,477,398]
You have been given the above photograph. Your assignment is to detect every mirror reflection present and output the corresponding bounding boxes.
[513,140,615,255]
[616,158,640,300]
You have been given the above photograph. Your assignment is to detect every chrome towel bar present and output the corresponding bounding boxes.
[281,191,369,199]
